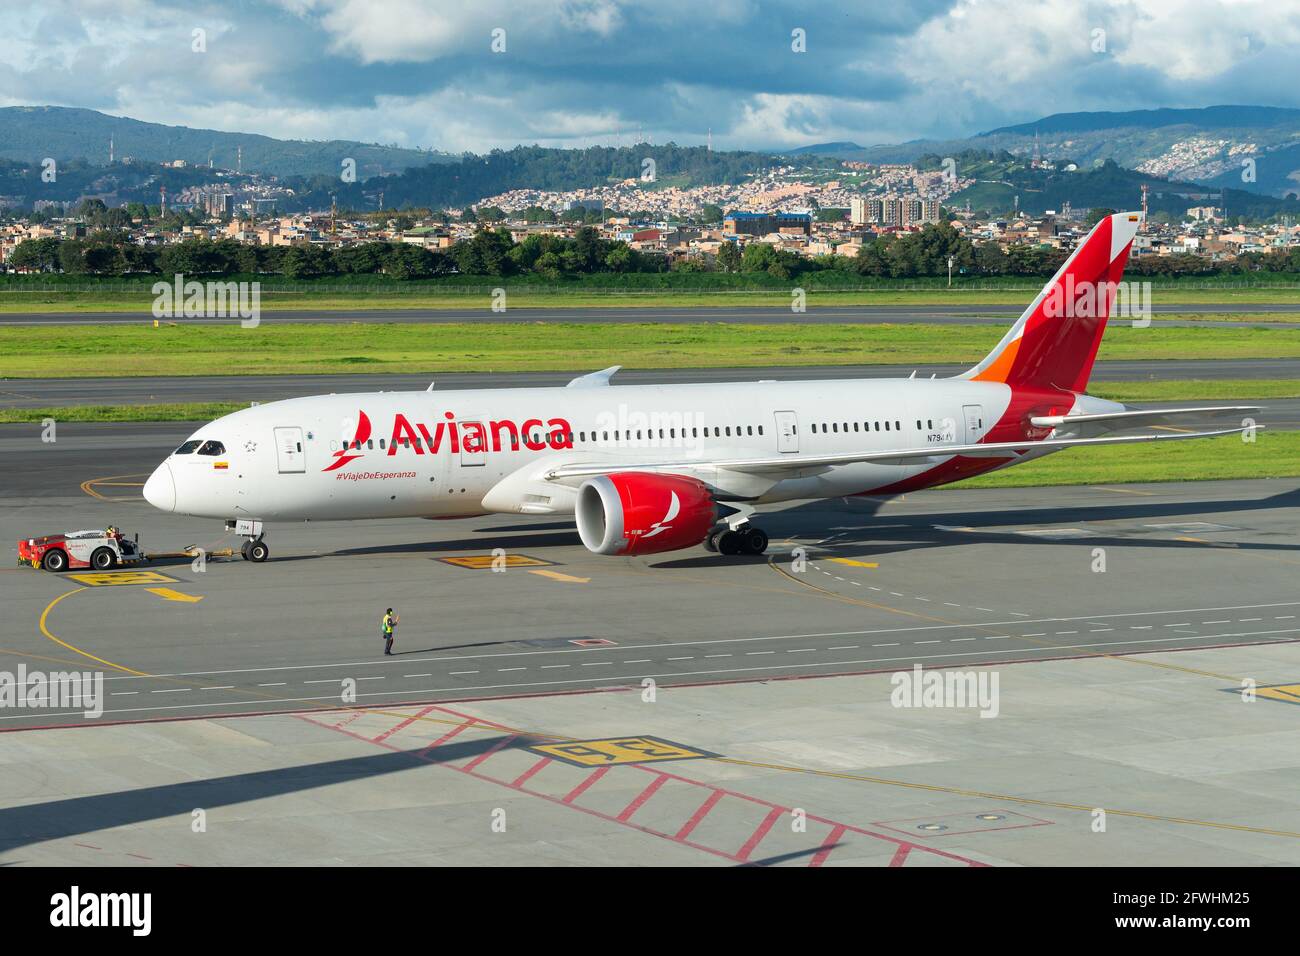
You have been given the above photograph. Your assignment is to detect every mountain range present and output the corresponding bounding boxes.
[0,106,450,179]
[788,105,1300,198]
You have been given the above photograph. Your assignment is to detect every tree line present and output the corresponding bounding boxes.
[8,221,1299,281]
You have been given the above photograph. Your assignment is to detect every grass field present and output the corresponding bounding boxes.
[4,287,1300,312]
[948,432,1297,488]
[3,321,1300,378]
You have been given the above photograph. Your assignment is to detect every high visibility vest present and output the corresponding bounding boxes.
[382,615,394,635]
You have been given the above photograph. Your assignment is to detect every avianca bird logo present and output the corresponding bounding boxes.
[323,410,371,472]
[641,491,680,539]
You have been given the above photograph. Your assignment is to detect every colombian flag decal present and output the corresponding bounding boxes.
[213,461,229,470]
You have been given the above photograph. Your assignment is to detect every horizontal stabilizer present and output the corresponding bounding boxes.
[1030,405,1262,429]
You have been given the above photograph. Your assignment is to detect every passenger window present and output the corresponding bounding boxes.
[379,439,386,449]
[758,425,764,435]
[884,422,890,431]
[725,426,731,437]
[928,420,933,429]
[853,423,859,432]
[197,440,225,456]
[832,423,838,433]
[367,439,374,450]
[173,440,202,455]
[896,421,902,431]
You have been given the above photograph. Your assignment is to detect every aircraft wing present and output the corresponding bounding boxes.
[542,424,1258,480]
[1030,405,1261,430]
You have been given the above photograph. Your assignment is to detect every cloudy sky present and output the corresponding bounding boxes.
[3,0,1300,153]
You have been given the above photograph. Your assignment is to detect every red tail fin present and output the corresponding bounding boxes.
[962,212,1143,393]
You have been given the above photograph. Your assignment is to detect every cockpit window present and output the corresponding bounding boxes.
[196,440,226,456]
[174,440,202,455]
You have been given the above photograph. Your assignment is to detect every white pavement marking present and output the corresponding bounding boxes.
[24,628,1300,722]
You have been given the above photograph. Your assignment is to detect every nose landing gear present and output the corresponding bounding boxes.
[227,519,269,563]
[240,538,270,563]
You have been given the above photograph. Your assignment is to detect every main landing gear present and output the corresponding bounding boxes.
[704,524,769,556]
[227,519,269,563]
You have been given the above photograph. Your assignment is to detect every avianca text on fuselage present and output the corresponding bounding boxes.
[325,410,576,472]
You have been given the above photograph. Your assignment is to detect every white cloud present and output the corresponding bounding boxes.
[4,0,1300,153]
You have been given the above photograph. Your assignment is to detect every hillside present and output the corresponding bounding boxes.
[925,150,1300,219]
[801,106,1300,197]
[286,143,810,212]
[0,106,448,179]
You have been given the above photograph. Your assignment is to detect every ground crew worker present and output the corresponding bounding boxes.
[381,608,398,656]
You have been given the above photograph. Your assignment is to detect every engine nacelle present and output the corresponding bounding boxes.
[575,473,716,556]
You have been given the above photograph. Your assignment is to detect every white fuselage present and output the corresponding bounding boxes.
[146,377,1074,523]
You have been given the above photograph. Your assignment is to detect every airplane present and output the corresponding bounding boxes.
[142,211,1259,562]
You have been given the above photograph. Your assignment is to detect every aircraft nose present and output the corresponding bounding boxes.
[143,462,175,512]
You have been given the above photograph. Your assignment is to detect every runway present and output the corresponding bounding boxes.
[3,357,1299,409]
[3,473,1298,730]
[2,302,1299,327]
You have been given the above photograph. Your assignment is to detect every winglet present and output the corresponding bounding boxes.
[566,366,622,388]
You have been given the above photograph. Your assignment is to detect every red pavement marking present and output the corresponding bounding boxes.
[418,718,475,755]
[295,710,989,868]
[372,704,437,744]
[808,824,847,867]
[511,756,552,788]
[675,789,725,841]
[461,735,518,772]
[736,806,785,862]
[332,711,365,730]
[562,765,611,804]
[888,844,914,867]
[617,773,669,823]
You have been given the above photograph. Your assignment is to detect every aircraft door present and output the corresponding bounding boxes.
[774,410,799,453]
[274,426,306,473]
[962,405,986,445]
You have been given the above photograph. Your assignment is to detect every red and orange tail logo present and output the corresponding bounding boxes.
[322,410,371,472]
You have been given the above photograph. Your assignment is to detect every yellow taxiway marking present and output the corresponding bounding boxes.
[67,570,178,587]
[1094,486,1157,496]
[439,554,554,570]
[33,579,1297,844]
[528,568,591,584]
[80,473,150,501]
[38,588,152,676]
[529,735,716,767]
[145,587,204,604]
[1257,683,1300,706]
[827,557,879,568]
